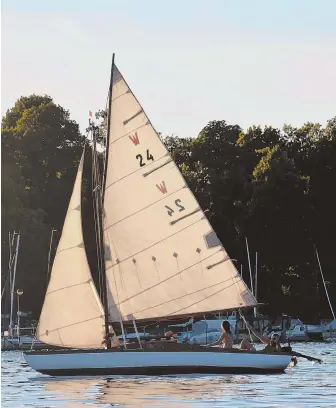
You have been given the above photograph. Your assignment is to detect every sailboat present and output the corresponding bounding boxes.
[23,55,292,375]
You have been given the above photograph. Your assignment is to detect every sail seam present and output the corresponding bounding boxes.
[38,315,104,336]
[106,217,206,266]
[46,280,93,296]
[111,89,128,103]
[114,248,223,306]
[166,279,243,318]
[108,123,148,147]
[55,244,85,255]
[130,276,240,316]
[104,154,170,191]
[104,186,187,230]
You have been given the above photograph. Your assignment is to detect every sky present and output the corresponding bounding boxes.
[1,0,336,138]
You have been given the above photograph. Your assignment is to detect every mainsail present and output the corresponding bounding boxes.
[37,150,105,348]
[103,62,257,322]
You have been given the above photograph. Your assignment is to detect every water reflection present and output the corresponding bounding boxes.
[43,375,253,407]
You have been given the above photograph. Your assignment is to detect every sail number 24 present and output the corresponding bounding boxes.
[136,150,154,167]
[165,199,185,216]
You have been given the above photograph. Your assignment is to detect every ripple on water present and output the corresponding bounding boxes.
[1,343,336,407]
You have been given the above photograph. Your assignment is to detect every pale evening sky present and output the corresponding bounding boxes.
[1,0,336,138]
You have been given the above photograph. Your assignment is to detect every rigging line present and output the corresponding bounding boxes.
[90,128,102,291]
[1,252,16,299]
[104,186,187,230]
[239,310,258,343]
[113,265,142,349]
[102,233,129,348]
[110,260,128,348]
[92,144,104,296]
[230,262,251,306]
[106,216,208,267]
[110,249,137,335]
[1,275,9,300]
[95,154,109,325]
[92,195,102,296]
[130,275,241,316]
[115,248,223,306]
[104,153,170,191]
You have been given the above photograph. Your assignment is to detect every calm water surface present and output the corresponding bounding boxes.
[1,343,336,407]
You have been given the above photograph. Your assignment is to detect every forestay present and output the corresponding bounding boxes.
[37,151,106,348]
[104,63,257,322]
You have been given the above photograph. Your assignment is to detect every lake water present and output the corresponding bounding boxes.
[1,343,336,407]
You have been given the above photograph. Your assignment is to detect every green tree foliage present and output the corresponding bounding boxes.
[165,119,336,320]
[1,95,88,316]
[2,94,335,322]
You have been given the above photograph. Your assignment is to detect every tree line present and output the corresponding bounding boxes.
[1,95,335,322]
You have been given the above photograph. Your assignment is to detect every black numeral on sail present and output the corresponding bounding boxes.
[136,154,145,167]
[175,199,185,212]
[146,150,154,161]
[136,150,154,167]
[165,199,185,216]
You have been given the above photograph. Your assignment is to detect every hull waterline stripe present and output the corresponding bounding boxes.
[36,366,286,376]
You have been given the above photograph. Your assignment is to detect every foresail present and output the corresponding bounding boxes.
[103,63,257,322]
[37,150,106,348]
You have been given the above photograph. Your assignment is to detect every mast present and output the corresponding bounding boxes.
[46,228,57,287]
[2,232,15,300]
[102,53,115,200]
[254,252,258,299]
[99,53,115,347]
[315,247,335,320]
[254,252,258,318]
[9,232,20,334]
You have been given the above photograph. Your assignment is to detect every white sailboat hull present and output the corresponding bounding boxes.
[23,348,292,376]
